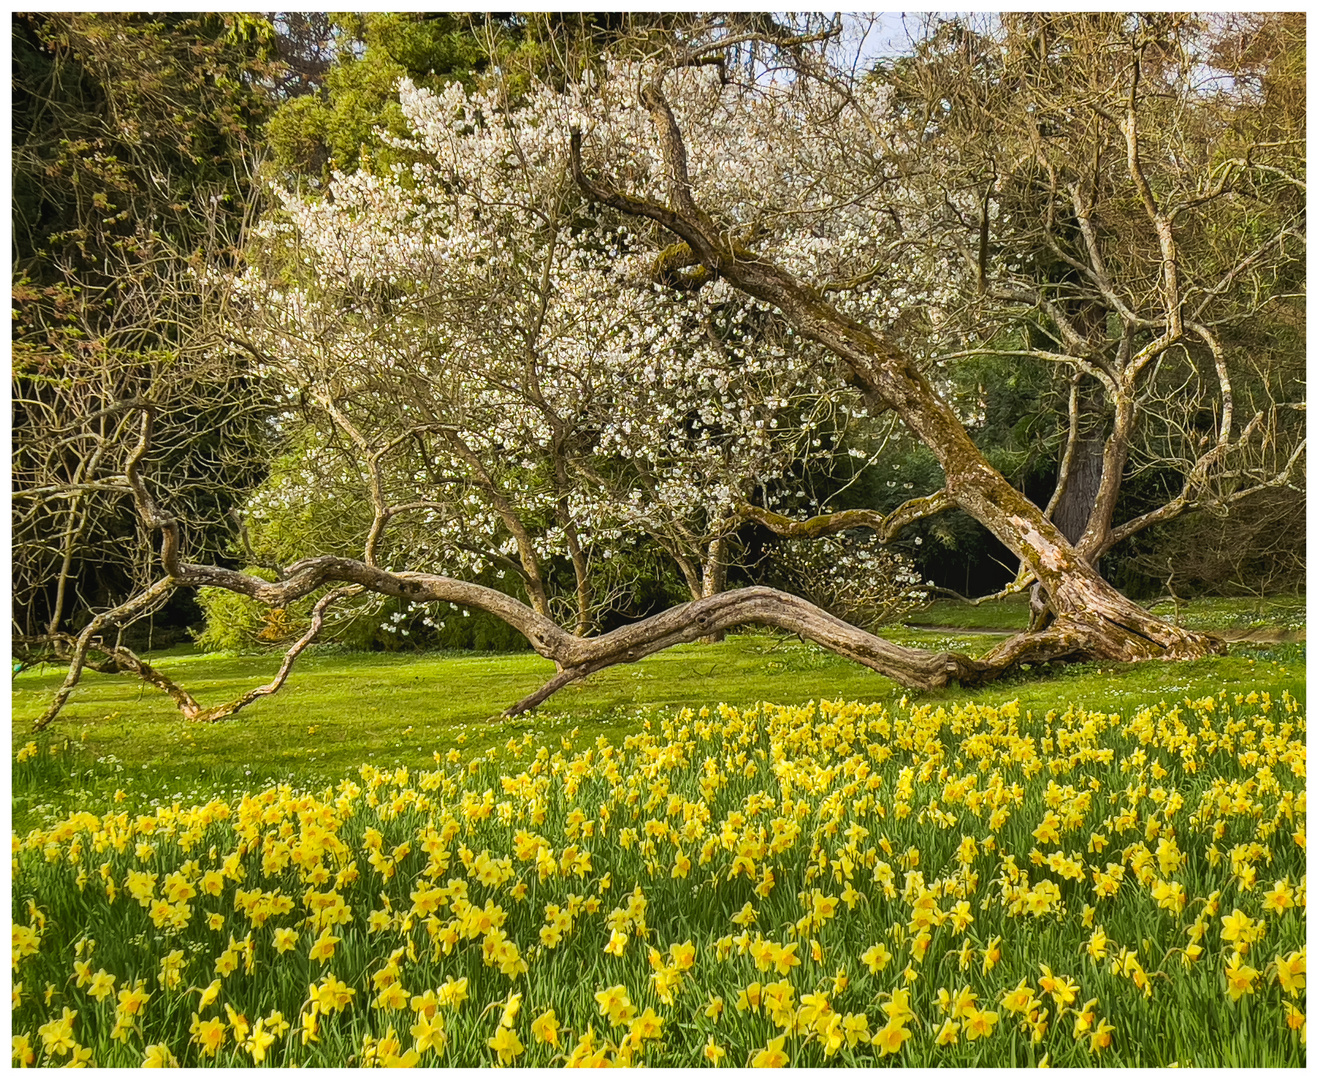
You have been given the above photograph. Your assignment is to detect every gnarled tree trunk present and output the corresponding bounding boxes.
[567,75,1222,670]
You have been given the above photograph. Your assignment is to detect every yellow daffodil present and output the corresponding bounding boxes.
[1225,955,1260,1002]
[190,1014,226,1057]
[751,1034,789,1067]
[13,1033,34,1068]
[963,1007,1000,1042]
[487,1024,524,1065]
[87,969,116,1002]
[141,1043,177,1067]
[530,1009,559,1047]
[410,1012,447,1054]
[703,1036,726,1065]
[872,1018,912,1056]
[1274,950,1306,996]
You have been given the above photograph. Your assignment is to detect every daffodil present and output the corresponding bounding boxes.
[935,1018,960,1045]
[530,1009,559,1047]
[604,928,628,956]
[872,1018,911,1056]
[13,1034,35,1068]
[1225,955,1260,1001]
[410,1012,447,1054]
[158,950,185,992]
[1086,927,1108,963]
[963,1007,1000,1042]
[308,928,340,964]
[1274,949,1306,996]
[310,973,356,1014]
[487,1024,524,1065]
[437,976,468,1009]
[842,1012,871,1047]
[1220,908,1255,943]
[190,1014,226,1057]
[196,978,222,1011]
[751,1035,789,1068]
[859,941,891,974]
[243,1018,277,1064]
[1089,1018,1116,1053]
[87,969,116,1002]
[139,1042,177,1068]
[1263,879,1295,914]
[630,1007,663,1042]
[1002,978,1040,1016]
[116,982,150,1017]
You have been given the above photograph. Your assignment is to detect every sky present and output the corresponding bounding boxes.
[836,11,996,68]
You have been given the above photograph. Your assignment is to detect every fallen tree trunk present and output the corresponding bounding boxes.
[34,543,1205,732]
[32,405,1224,731]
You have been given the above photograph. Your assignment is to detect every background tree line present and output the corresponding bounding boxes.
[12,12,1304,674]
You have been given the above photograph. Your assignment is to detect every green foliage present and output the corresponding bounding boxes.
[13,13,276,289]
[262,13,700,184]
[425,605,533,653]
[264,13,494,185]
[193,575,532,656]
[191,588,268,655]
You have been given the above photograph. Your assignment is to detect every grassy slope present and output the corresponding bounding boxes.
[10,597,1305,832]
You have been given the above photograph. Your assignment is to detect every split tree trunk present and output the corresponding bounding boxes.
[1053,375,1109,548]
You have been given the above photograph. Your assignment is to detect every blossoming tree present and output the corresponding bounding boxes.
[35,15,1303,727]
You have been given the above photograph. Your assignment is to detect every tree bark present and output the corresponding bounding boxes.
[1052,375,1108,548]
[699,534,728,643]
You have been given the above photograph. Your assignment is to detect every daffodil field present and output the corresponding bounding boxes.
[12,690,1306,1067]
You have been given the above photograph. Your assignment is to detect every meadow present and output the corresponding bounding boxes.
[10,599,1307,1066]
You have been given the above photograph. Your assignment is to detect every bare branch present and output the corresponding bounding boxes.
[32,577,177,731]
[1043,380,1083,522]
[1102,434,1306,556]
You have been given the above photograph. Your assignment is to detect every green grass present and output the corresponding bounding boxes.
[904,593,1033,629]
[11,604,1305,835]
[1142,594,1307,633]
[904,592,1306,633]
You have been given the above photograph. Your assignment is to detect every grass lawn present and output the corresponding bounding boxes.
[904,591,1306,633]
[10,595,1304,834]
